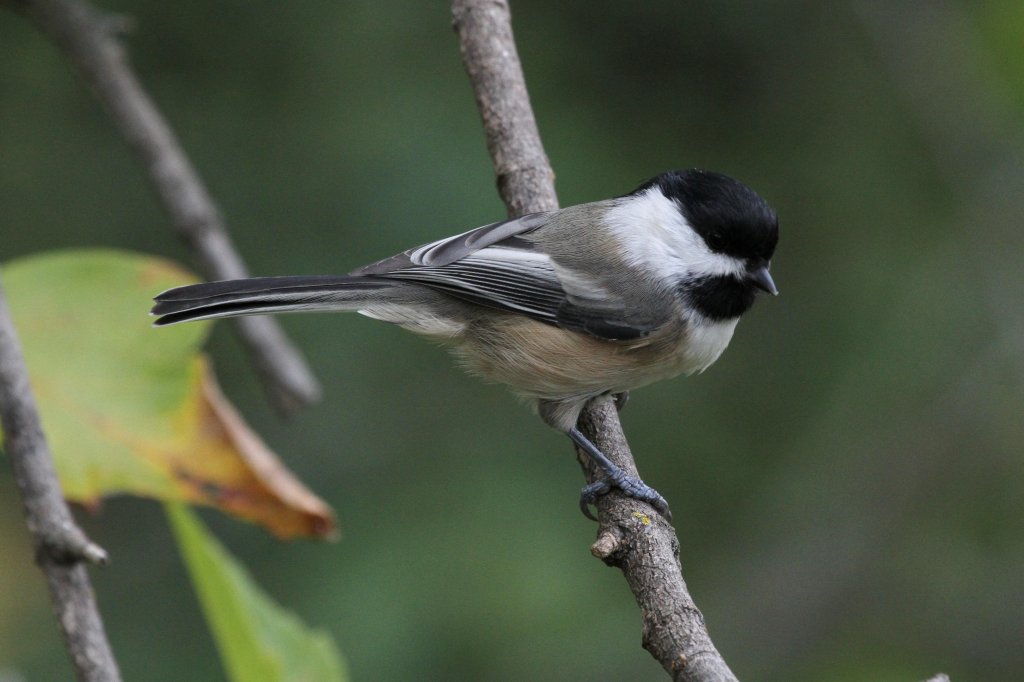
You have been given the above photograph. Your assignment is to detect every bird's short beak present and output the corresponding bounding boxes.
[749,264,779,296]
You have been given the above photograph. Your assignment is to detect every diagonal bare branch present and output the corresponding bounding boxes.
[451,1,738,679]
[0,277,121,682]
[10,0,322,415]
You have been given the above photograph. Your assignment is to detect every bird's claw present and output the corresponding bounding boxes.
[567,427,672,522]
[579,480,611,520]
[578,474,672,522]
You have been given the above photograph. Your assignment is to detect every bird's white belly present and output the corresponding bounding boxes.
[457,312,740,403]
[680,317,739,374]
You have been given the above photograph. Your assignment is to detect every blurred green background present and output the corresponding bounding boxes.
[2,1,1022,680]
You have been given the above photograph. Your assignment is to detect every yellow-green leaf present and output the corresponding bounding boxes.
[2,249,335,538]
[166,502,348,682]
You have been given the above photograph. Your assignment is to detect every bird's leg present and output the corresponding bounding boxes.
[612,391,629,412]
[568,427,671,521]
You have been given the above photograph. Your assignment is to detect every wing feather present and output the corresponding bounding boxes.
[350,212,551,276]
[348,209,663,341]
[385,248,564,321]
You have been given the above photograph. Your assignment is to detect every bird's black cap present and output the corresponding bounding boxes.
[632,169,779,263]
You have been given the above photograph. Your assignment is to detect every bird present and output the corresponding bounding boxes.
[152,169,779,520]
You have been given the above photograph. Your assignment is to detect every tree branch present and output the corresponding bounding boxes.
[10,0,322,415]
[451,0,558,217]
[451,2,737,679]
[0,278,121,682]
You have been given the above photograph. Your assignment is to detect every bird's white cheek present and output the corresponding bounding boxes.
[605,189,745,280]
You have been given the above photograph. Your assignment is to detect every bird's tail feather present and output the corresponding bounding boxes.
[151,275,403,326]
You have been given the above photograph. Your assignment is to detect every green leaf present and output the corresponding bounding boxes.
[2,249,335,538]
[166,502,348,682]
[4,249,206,495]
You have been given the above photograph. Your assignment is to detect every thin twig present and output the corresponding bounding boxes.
[10,0,322,415]
[451,2,738,679]
[0,278,121,682]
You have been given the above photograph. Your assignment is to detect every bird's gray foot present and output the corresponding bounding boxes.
[569,427,671,521]
[613,391,629,412]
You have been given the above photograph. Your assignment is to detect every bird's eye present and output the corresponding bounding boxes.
[706,232,726,251]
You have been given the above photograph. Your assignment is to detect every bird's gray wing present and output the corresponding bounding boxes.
[349,211,552,275]
[352,212,663,341]
[384,246,566,324]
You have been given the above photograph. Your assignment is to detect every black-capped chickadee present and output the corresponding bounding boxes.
[152,169,779,519]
